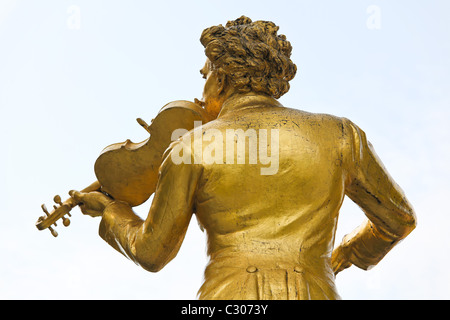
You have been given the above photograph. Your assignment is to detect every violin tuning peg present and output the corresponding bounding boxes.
[62,215,71,227]
[53,195,63,206]
[41,204,49,216]
[48,226,58,237]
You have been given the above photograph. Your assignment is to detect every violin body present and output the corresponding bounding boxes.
[36,100,212,236]
[95,100,211,207]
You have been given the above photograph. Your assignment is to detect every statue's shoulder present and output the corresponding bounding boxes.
[283,106,348,126]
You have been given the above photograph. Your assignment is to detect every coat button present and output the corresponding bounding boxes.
[294,266,304,273]
[246,266,258,273]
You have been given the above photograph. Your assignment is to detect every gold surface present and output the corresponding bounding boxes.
[97,93,416,299]
[39,16,416,299]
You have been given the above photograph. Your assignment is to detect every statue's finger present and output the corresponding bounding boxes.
[69,190,83,202]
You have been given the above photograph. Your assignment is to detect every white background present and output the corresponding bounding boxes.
[1,0,449,299]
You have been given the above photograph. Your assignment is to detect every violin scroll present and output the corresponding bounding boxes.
[35,181,101,237]
[37,197,73,237]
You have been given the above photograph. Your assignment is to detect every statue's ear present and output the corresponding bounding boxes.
[216,71,227,96]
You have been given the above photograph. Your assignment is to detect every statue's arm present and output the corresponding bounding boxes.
[333,119,417,274]
[99,141,202,272]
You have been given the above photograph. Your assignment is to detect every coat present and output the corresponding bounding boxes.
[98,93,416,300]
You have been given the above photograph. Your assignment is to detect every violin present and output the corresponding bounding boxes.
[36,100,212,237]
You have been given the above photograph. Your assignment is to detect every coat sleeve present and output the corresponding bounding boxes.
[98,139,203,272]
[338,119,417,270]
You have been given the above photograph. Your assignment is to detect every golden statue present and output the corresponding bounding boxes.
[36,16,416,300]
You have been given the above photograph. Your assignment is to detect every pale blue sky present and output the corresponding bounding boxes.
[1,0,449,299]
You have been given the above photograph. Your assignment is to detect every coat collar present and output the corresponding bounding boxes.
[217,93,283,118]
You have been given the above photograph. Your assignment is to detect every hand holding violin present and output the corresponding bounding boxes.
[69,190,114,218]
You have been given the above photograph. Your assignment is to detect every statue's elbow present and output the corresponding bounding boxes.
[137,258,166,273]
[141,263,165,273]
[135,252,171,273]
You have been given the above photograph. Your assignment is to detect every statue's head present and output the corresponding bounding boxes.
[199,16,297,116]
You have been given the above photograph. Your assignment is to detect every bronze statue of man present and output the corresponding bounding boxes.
[69,16,416,299]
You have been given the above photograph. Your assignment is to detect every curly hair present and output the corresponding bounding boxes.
[200,16,297,99]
